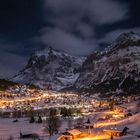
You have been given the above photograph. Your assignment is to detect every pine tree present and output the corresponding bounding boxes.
[37,116,42,123]
[29,116,35,123]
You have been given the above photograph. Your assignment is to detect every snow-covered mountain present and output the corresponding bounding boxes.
[75,32,140,96]
[12,47,85,90]
[12,32,140,95]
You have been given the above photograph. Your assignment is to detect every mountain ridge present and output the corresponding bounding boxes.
[75,32,140,96]
[11,32,140,96]
[12,47,85,90]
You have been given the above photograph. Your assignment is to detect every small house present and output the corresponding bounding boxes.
[50,129,82,140]
[67,129,82,139]
[20,131,38,138]
[104,127,129,137]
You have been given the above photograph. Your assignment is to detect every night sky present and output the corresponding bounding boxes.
[0,0,140,78]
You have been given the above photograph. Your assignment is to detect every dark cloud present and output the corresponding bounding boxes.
[0,0,140,78]
[100,27,140,44]
[87,0,129,24]
[37,0,129,55]
[40,27,98,56]
[44,0,129,25]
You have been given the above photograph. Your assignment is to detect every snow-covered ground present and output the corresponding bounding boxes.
[0,113,140,140]
[0,100,140,140]
[102,113,140,140]
[0,118,44,140]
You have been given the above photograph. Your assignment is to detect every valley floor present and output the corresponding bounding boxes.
[0,96,140,140]
[0,108,140,140]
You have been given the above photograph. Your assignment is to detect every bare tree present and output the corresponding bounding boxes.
[46,108,61,136]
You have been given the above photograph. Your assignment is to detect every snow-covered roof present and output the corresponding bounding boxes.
[67,129,81,136]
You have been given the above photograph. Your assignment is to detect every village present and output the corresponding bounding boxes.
[0,85,140,140]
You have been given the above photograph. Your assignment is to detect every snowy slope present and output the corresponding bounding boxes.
[12,47,85,90]
[75,32,140,95]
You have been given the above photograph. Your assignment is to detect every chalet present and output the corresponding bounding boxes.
[50,129,82,140]
[67,129,82,139]
[104,129,122,137]
[104,127,129,137]
[20,131,38,139]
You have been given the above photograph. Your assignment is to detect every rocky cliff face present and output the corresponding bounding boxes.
[75,32,140,96]
[12,47,85,90]
[12,32,140,95]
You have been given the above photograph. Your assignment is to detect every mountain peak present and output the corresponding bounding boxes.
[48,46,53,50]
[35,47,73,59]
[108,32,140,52]
[115,32,140,43]
[75,32,140,96]
[12,47,85,90]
